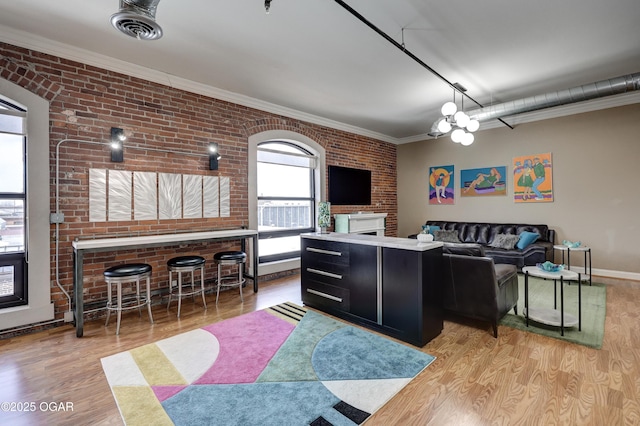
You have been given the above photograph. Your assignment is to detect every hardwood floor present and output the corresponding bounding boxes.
[1,274,638,425]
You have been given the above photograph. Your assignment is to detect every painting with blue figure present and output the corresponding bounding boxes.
[429,164,454,205]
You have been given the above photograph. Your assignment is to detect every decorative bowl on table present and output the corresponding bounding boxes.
[417,233,434,243]
[537,261,564,272]
[562,240,581,248]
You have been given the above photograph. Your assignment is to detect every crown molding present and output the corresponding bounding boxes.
[3,25,638,147]
[0,25,398,144]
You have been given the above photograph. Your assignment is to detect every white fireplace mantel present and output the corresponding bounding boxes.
[334,212,387,236]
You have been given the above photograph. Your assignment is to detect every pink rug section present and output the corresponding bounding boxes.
[153,385,187,402]
[195,310,295,384]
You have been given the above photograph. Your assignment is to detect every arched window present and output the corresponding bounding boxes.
[257,141,317,263]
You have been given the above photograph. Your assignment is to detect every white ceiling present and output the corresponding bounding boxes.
[1,0,639,143]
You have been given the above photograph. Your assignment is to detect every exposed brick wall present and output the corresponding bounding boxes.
[0,42,397,323]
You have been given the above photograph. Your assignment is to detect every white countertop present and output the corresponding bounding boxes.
[301,232,443,252]
[72,229,258,250]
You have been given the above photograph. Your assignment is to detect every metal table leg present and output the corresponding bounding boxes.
[73,249,84,337]
[586,248,592,286]
[560,275,564,336]
[578,272,582,331]
[525,271,529,327]
[253,234,258,292]
[240,235,259,293]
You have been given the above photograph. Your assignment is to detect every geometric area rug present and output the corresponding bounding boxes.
[101,302,436,425]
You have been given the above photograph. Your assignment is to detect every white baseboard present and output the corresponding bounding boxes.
[0,302,55,331]
[570,266,640,282]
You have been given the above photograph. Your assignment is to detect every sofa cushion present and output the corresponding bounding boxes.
[485,244,547,269]
[463,223,491,244]
[443,243,485,257]
[516,231,540,250]
[434,229,461,243]
[489,233,520,250]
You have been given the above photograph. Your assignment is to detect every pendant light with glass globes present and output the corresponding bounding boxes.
[437,87,480,146]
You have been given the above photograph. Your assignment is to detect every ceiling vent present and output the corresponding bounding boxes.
[110,0,163,41]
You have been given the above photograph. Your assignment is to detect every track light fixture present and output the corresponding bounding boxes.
[265,0,272,14]
[208,142,221,170]
[110,127,126,162]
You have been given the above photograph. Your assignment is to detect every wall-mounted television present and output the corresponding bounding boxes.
[328,165,371,205]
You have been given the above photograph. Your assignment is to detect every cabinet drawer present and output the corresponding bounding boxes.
[302,239,349,267]
[302,265,347,287]
[302,280,350,312]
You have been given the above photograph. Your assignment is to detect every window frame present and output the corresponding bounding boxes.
[0,99,28,309]
[257,141,317,263]
[248,130,326,278]
[0,78,52,329]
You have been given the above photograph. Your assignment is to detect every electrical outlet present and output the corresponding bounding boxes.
[64,311,74,322]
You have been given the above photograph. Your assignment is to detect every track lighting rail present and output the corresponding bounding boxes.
[332,0,513,130]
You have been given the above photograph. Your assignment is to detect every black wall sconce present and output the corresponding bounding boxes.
[209,142,221,170]
[110,127,126,162]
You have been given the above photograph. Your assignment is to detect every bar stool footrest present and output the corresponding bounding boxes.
[170,285,206,297]
[217,275,246,289]
[106,296,150,312]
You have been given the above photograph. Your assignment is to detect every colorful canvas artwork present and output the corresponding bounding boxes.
[513,152,553,203]
[460,166,507,197]
[429,165,454,205]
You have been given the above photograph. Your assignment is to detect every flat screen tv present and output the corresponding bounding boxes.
[328,165,371,205]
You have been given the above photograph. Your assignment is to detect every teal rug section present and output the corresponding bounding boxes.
[162,381,355,426]
[313,326,435,381]
[257,309,346,383]
[500,275,606,349]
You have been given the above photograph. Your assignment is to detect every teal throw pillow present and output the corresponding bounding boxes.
[421,225,440,235]
[516,231,540,250]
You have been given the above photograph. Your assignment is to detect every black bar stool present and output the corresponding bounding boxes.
[104,263,154,335]
[213,251,246,304]
[167,255,207,318]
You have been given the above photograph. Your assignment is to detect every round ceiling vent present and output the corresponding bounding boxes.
[110,11,163,40]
